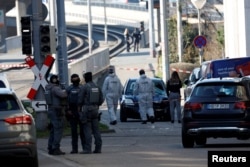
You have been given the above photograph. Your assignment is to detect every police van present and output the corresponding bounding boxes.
[201,57,250,78]
[184,57,250,100]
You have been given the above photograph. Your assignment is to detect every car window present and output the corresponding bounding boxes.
[192,83,247,100]
[125,80,135,95]
[125,79,166,96]
[153,80,166,95]
[0,95,20,111]
[0,81,6,88]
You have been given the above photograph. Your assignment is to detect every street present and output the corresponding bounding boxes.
[3,49,250,167]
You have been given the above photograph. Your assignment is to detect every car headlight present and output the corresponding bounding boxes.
[124,99,134,105]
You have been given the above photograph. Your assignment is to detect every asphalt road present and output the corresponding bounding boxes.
[3,48,250,167]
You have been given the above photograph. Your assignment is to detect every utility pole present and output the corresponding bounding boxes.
[32,0,46,130]
[177,0,183,62]
[160,0,170,82]
[87,0,92,54]
[148,0,156,58]
[56,0,69,87]
[104,0,108,44]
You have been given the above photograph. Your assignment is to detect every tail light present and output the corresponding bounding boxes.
[4,115,33,125]
[234,101,246,110]
[184,102,202,111]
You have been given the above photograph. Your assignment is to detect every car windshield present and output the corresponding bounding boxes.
[125,79,166,96]
[0,81,6,88]
[191,83,248,100]
[0,95,20,111]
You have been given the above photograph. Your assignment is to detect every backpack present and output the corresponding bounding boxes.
[68,85,81,104]
[87,83,104,106]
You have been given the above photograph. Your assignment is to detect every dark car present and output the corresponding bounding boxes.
[184,67,200,100]
[0,88,38,166]
[120,77,170,122]
[182,77,250,148]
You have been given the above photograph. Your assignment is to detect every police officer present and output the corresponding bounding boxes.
[78,72,104,154]
[133,69,155,124]
[45,74,67,155]
[102,68,123,125]
[132,27,141,52]
[66,74,85,154]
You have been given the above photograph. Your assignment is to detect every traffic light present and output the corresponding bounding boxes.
[40,25,56,56]
[21,16,32,55]
[140,21,144,32]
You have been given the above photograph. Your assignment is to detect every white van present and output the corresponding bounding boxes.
[0,73,11,88]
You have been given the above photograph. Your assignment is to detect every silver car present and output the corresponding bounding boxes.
[0,88,38,167]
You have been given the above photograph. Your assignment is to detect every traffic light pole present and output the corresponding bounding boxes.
[32,0,47,130]
[56,0,69,87]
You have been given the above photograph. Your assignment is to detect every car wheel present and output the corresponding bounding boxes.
[120,105,127,122]
[23,153,39,167]
[195,137,207,145]
[182,130,194,148]
[162,107,171,121]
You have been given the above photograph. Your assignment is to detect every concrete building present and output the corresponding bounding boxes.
[224,0,250,58]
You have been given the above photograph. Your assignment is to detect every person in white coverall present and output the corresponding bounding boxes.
[133,69,155,124]
[102,68,123,125]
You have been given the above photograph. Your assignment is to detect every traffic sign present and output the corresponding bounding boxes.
[32,100,47,111]
[25,55,55,99]
[193,35,207,48]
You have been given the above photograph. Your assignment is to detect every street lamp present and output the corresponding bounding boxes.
[191,0,206,64]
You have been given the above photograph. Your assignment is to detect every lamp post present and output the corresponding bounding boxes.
[191,0,206,64]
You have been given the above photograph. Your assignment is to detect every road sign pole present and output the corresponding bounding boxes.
[193,35,206,65]
[32,0,49,131]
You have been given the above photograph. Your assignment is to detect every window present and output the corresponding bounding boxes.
[0,81,6,88]
[0,95,19,111]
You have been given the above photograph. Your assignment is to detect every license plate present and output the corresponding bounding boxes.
[207,104,230,109]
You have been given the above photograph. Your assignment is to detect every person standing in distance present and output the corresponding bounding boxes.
[132,27,141,52]
[45,74,67,155]
[133,69,155,124]
[66,74,85,154]
[166,71,182,123]
[102,68,123,125]
[78,72,104,154]
[124,28,131,52]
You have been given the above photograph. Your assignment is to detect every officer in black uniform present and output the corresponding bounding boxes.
[45,74,67,155]
[66,74,85,154]
[78,72,104,154]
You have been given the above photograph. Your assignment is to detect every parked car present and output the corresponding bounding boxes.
[0,88,38,167]
[0,73,11,88]
[120,77,170,122]
[182,77,250,148]
[184,67,200,100]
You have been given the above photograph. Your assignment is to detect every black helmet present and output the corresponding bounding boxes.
[49,74,59,84]
[71,73,79,79]
[71,73,80,84]
[84,72,92,83]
